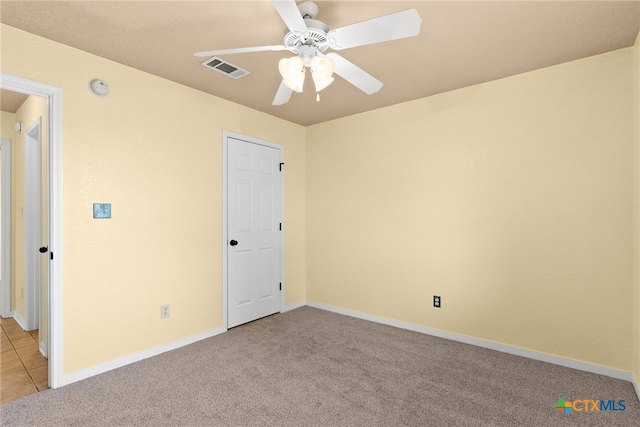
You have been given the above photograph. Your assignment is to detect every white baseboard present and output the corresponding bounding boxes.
[306,301,634,383]
[283,301,306,312]
[51,302,639,401]
[12,311,27,331]
[57,301,305,388]
[39,340,47,358]
[58,327,225,388]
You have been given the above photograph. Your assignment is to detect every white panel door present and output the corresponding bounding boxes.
[227,136,282,328]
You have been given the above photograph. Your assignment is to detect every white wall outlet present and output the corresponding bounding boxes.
[160,304,170,319]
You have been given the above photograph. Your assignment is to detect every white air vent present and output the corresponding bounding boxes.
[201,56,250,79]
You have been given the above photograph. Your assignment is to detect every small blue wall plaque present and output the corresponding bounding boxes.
[93,203,111,219]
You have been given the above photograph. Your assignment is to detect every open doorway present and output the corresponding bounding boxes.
[0,89,49,402]
[0,73,62,398]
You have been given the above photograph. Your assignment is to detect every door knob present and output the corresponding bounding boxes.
[229,240,238,246]
[39,246,48,253]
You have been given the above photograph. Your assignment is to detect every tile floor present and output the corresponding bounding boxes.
[0,316,48,404]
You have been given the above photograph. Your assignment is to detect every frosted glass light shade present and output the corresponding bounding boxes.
[310,56,334,79]
[278,57,305,93]
[310,56,334,92]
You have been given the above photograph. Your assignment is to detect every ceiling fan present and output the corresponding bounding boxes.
[194,0,422,105]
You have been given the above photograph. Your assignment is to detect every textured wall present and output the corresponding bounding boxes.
[0,111,16,142]
[0,111,16,310]
[1,20,635,381]
[306,48,634,371]
[1,24,306,374]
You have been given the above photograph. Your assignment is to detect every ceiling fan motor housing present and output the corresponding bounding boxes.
[282,1,328,56]
[283,18,330,55]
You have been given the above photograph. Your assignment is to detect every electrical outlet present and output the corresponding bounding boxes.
[160,304,170,319]
[433,295,441,308]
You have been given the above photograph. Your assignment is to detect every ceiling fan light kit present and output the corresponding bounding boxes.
[194,0,421,105]
[310,55,334,93]
[278,49,335,96]
[279,56,306,92]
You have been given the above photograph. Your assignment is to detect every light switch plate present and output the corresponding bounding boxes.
[93,203,111,219]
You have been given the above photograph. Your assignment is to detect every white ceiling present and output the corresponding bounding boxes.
[1,1,638,126]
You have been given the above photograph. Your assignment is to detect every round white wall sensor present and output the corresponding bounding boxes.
[89,79,109,97]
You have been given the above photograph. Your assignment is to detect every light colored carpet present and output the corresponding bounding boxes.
[1,306,638,426]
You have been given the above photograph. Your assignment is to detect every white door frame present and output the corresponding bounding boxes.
[24,118,42,332]
[0,72,63,389]
[0,139,11,318]
[222,130,284,331]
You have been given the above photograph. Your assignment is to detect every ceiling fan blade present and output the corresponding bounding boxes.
[272,80,294,105]
[193,45,288,57]
[327,9,421,50]
[326,53,383,95]
[271,0,307,34]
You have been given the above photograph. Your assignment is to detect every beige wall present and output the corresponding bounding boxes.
[1,24,306,374]
[2,21,636,381]
[633,30,640,388]
[0,111,16,310]
[307,47,634,371]
[1,111,17,142]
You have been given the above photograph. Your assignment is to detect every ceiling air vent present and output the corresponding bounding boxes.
[201,56,250,79]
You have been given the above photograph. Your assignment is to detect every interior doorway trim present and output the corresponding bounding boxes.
[0,138,11,318]
[0,72,63,389]
[222,130,285,331]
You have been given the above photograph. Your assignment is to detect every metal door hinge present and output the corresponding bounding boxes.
[279,282,282,291]
[279,162,284,171]
[279,223,282,231]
